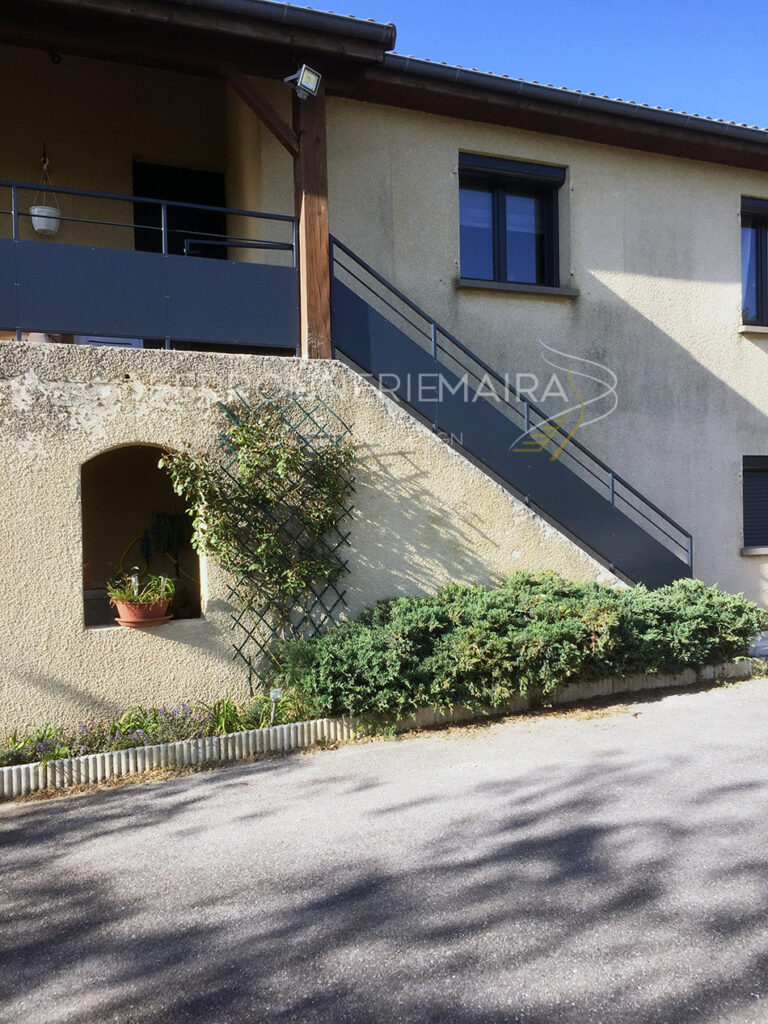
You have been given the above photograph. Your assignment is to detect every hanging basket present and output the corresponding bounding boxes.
[30,147,62,237]
[29,205,61,236]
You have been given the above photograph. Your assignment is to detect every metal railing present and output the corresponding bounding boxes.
[0,180,300,350]
[0,179,297,264]
[331,236,693,569]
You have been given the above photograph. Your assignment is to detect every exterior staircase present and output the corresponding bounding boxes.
[329,237,692,588]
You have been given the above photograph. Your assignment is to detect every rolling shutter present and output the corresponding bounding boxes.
[743,456,768,546]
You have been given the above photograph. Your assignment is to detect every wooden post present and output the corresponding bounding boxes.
[293,79,332,359]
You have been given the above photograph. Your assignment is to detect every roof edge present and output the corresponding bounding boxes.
[169,0,397,48]
[383,54,768,146]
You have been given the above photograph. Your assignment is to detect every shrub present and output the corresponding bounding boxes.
[2,575,764,770]
[271,572,767,720]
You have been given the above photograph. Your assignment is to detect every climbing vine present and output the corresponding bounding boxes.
[160,395,354,681]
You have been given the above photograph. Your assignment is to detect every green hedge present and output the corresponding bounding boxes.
[273,573,767,720]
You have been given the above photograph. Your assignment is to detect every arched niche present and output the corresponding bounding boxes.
[81,444,201,627]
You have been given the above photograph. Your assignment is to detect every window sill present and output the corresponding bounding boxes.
[741,546,768,556]
[738,324,768,336]
[85,617,206,631]
[457,278,579,298]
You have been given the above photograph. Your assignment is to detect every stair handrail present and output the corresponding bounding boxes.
[331,236,693,567]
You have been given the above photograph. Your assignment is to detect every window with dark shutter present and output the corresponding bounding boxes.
[743,456,768,546]
[459,154,565,287]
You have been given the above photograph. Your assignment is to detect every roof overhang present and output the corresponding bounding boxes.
[330,55,768,173]
[0,0,396,74]
[2,0,768,172]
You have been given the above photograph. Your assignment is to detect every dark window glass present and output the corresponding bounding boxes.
[742,220,759,323]
[459,187,494,280]
[743,456,768,546]
[132,162,227,260]
[505,193,544,285]
[459,158,561,287]
[740,201,768,326]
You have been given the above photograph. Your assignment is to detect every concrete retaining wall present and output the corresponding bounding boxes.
[0,343,615,733]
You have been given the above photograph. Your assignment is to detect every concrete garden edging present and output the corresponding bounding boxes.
[0,660,754,800]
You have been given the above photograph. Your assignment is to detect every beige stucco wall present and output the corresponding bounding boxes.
[303,96,768,606]
[0,45,227,249]
[0,341,615,732]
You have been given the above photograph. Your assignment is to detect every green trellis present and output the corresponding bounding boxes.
[215,393,354,691]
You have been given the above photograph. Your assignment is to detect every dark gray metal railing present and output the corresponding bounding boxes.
[1,180,297,262]
[330,236,693,585]
[0,180,299,350]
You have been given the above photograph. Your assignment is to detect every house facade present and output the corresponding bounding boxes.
[1,0,767,729]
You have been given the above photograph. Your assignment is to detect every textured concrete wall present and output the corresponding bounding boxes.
[0,342,614,732]
[248,91,768,601]
[314,97,768,605]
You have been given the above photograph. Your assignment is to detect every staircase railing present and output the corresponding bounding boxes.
[330,236,693,581]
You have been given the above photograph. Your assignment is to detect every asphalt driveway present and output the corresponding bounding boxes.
[3,679,768,1024]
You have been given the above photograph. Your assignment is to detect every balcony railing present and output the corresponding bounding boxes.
[0,180,299,351]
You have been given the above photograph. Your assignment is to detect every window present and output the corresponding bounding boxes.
[459,154,566,287]
[743,457,768,547]
[741,198,768,324]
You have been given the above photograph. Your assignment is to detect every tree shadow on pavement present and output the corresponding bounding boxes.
[3,747,768,1024]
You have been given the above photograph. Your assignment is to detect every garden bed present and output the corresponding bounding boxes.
[0,660,752,800]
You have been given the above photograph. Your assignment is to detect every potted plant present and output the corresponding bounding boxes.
[105,570,176,628]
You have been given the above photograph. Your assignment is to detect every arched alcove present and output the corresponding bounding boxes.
[81,445,201,627]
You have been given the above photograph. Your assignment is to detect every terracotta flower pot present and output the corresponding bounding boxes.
[113,600,171,628]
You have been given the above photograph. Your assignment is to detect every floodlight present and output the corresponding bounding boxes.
[284,64,322,100]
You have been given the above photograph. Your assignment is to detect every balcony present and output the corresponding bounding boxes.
[0,180,299,353]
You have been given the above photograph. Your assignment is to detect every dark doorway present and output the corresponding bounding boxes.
[132,162,227,259]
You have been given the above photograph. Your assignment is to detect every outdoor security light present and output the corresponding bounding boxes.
[284,64,322,100]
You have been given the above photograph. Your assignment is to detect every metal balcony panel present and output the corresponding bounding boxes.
[166,255,298,347]
[13,241,167,338]
[0,242,16,329]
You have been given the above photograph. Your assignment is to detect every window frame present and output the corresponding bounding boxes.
[741,197,768,326]
[458,153,565,289]
[743,455,768,549]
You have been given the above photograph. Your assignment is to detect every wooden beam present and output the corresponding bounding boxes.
[293,80,332,359]
[221,65,299,157]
